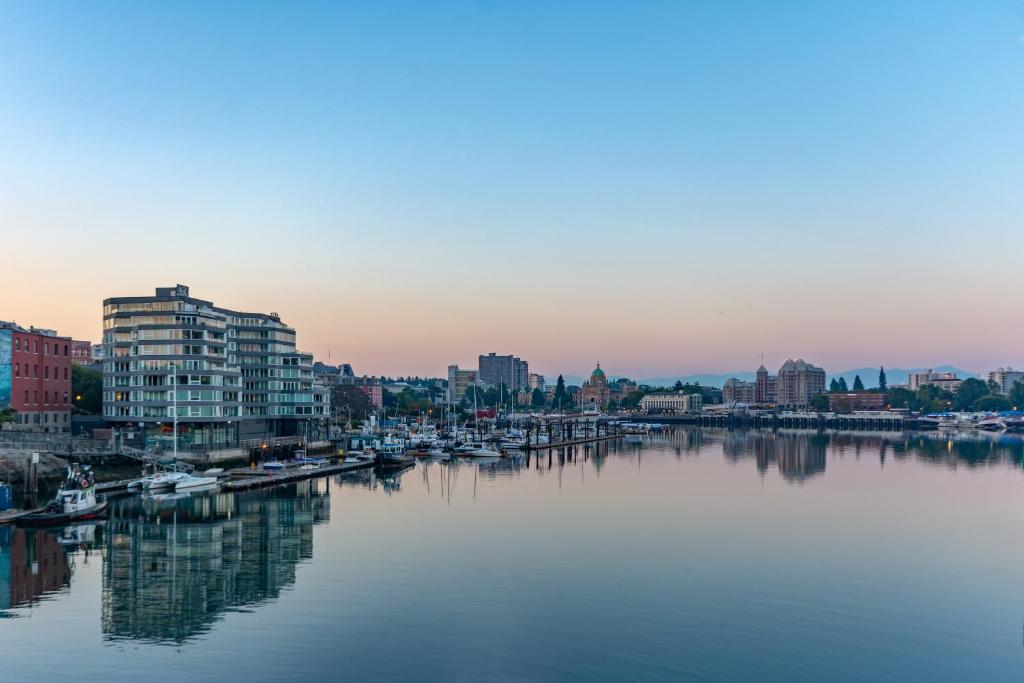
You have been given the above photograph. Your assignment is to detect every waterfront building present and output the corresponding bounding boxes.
[775,359,827,409]
[101,285,330,449]
[722,378,756,405]
[987,368,1024,395]
[0,321,73,432]
[577,363,638,410]
[723,359,826,409]
[826,392,887,414]
[579,363,611,409]
[478,353,529,390]
[640,392,703,413]
[447,365,479,402]
[907,369,962,393]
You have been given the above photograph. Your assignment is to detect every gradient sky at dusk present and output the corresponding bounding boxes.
[1,1,1022,379]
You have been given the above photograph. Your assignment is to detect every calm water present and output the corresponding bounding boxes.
[3,429,1024,682]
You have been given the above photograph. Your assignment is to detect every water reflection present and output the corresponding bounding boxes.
[100,479,330,644]
[0,526,73,612]
[2,427,1023,657]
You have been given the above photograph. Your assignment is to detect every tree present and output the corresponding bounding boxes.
[975,395,1011,412]
[72,364,103,415]
[878,367,887,392]
[837,377,849,392]
[852,375,865,392]
[0,407,17,424]
[810,394,830,411]
[1009,380,1024,410]
[916,384,950,413]
[829,378,840,392]
[673,380,684,391]
[530,388,546,409]
[552,375,570,409]
[620,390,645,410]
[953,377,989,411]
[330,384,374,424]
[887,387,915,410]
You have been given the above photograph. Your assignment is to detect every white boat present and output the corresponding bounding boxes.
[143,471,190,491]
[456,442,501,457]
[174,474,219,491]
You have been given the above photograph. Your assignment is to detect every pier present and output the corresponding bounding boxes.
[630,411,907,431]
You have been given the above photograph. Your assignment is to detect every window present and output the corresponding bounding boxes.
[45,366,49,379]
[24,390,29,403]
[44,391,49,404]
[64,344,69,356]
[64,367,68,381]
[44,342,49,355]
[14,363,19,377]
[33,364,37,378]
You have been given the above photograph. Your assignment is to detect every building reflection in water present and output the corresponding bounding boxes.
[0,526,73,611]
[101,478,330,644]
[721,431,828,482]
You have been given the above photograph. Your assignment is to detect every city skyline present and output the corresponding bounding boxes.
[2,2,1022,376]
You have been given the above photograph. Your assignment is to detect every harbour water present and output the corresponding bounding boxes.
[2,429,1024,681]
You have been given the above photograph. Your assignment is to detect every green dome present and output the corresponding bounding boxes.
[590,363,606,382]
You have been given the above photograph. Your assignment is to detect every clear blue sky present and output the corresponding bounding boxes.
[1,1,1022,377]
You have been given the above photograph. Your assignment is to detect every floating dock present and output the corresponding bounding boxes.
[221,460,374,491]
[523,434,623,451]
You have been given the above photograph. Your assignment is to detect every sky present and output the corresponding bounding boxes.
[1,1,1022,379]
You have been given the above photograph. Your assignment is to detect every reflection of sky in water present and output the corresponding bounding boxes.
[1,430,1023,682]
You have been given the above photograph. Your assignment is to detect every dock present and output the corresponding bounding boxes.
[523,434,623,451]
[221,459,374,491]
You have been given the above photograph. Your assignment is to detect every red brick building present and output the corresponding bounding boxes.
[826,392,887,414]
[1,322,73,432]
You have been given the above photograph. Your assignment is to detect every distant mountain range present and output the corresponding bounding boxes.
[555,365,977,389]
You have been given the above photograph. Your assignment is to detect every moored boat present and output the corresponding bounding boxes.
[18,465,108,527]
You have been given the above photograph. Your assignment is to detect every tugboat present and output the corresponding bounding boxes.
[18,464,108,527]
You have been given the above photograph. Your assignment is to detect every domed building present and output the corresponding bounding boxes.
[580,363,611,410]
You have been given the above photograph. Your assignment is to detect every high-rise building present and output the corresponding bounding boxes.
[775,359,826,409]
[101,285,329,449]
[907,369,962,393]
[723,359,825,409]
[528,373,545,390]
[987,368,1024,395]
[447,365,479,402]
[0,321,73,432]
[478,353,529,390]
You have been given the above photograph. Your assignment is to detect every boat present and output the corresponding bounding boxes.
[174,474,220,491]
[261,459,286,471]
[143,470,191,491]
[456,442,501,457]
[294,450,327,466]
[18,465,108,527]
